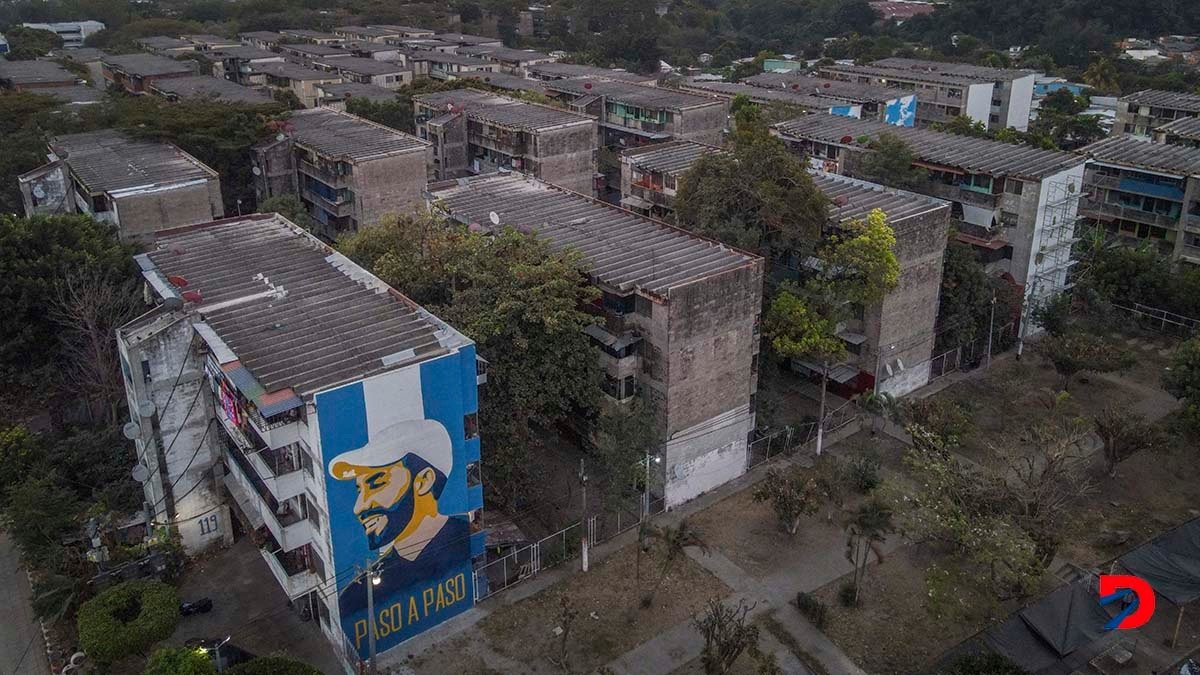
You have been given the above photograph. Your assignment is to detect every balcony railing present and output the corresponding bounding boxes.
[301,187,354,217]
[1080,198,1180,229]
[1087,172,1186,201]
[297,159,350,188]
[223,438,313,551]
[926,181,1001,207]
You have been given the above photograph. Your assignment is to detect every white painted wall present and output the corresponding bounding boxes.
[662,406,753,507]
[1007,74,1035,131]
[965,82,994,127]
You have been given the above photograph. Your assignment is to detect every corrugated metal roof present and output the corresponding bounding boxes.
[143,215,465,397]
[252,61,340,81]
[0,59,75,85]
[1080,134,1200,176]
[38,84,106,105]
[1157,116,1200,140]
[317,81,396,103]
[869,58,1034,82]
[464,71,544,92]
[149,75,273,104]
[284,107,429,161]
[680,79,839,109]
[524,62,653,83]
[811,172,949,224]
[415,88,592,131]
[429,173,760,297]
[51,129,217,194]
[743,72,910,103]
[774,113,1083,179]
[318,56,409,76]
[136,36,194,50]
[103,53,194,77]
[546,78,722,111]
[456,45,554,63]
[1121,89,1200,113]
[621,139,725,175]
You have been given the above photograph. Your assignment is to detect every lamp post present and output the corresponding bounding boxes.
[366,565,381,675]
[211,635,231,672]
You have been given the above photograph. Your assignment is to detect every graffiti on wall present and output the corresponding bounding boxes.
[884,95,917,127]
[316,348,478,658]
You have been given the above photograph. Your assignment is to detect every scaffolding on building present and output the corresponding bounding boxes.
[1030,176,1084,306]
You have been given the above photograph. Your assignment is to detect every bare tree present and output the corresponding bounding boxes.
[1094,406,1162,477]
[693,598,759,675]
[50,268,142,426]
[548,595,578,673]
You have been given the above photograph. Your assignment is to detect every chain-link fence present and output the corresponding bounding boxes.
[1111,302,1200,337]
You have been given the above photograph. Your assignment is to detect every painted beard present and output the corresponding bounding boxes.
[358,488,416,551]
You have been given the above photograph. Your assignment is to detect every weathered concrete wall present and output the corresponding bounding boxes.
[112,178,224,244]
[423,111,468,181]
[118,313,230,555]
[253,139,299,204]
[352,148,430,225]
[533,121,597,196]
[866,205,951,396]
[676,102,729,146]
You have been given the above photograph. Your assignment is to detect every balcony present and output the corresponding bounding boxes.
[1080,198,1180,229]
[243,404,302,450]
[300,187,355,218]
[258,534,323,600]
[926,181,1001,208]
[297,159,351,188]
[246,443,313,501]
[629,184,673,207]
[223,438,315,552]
[1086,173,1186,201]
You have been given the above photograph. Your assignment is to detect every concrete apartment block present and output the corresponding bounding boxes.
[19,129,224,243]
[429,172,764,507]
[1113,89,1200,138]
[252,107,431,239]
[414,88,598,195]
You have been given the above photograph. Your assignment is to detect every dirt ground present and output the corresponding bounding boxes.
[410,544,730,674]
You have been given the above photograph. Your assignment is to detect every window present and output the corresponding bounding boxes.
[991,98,1002,107]
[141,358,152,383]
[603,291,635,315]
[464,412,479,439]
[466,461,482,486]
[1005,179,1024,196]
[989,114,999,123]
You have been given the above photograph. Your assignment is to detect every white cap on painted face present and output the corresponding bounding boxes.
[328,419,453,478]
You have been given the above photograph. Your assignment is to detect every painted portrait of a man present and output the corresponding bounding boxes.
[330,419,470,616]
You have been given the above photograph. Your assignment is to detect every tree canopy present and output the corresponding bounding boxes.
[4,26,63,59]
[855,132,928,192]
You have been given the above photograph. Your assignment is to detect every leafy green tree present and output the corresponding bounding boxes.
[225,656,322,675]
[259,195,317,232]
[1036,331,1134,391]
[144,647,218,675]
[0,214,137,396]
[346,79,468,132]
[1083,57,1121,93]
[2,473,81,572]
[594,396,661,505]
[77,579,179,664]
[935,240,1017,351]
[675,106,829,256]
[1163,336,1200,431]
[854,132,928,191]
[844,497,894,603]
[340,215,600,510]
[4,27,64,59]
[752,467,823,535]
[1030,292,1072,337]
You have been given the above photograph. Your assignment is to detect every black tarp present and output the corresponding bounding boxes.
[1120,518,1200,605]
[981,615,1061,673]
[1019,579,1112,656]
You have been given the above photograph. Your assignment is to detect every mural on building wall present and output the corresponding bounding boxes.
[884,95,918,127]
[316,348,479,659]
[829,104,863,119]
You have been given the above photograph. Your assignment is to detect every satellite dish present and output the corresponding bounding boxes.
[122,421,141,440]
[131,463,150,483]
[137,400,156,418]
[276,132,287,141]
[32,184,46,199]
[252,166,262,176]
[488,211,500,225]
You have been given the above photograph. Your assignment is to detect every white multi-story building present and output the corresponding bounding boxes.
[22,20,105,48]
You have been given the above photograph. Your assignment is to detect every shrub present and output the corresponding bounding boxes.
[77,579,179,664]
[846,450,881,494]
[937,652,1025,675]
[226,656,322,675]
[144,647,217,675]
[837,581,859,608]
[794,592,827,629]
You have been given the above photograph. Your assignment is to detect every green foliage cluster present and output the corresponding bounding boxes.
[226,656,323,675]
[1036,331,1135,391]
[339,213,600,509]
[4,26,63,58]
[935,240,1021,352]
[794,592,828,629]
[752,467,825,535]
[936,653,1026,675]
[594,396,661,505]
[345,79,469,132]
[890,397,974,447]
[77,579,179,664]
[855,132,928,191]
[1076,242,1200,319]
[144,647,217,675]
[1163,337,1200,432]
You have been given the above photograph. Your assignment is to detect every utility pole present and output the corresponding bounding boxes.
[579,458,589,572]
[365,564,379,675]
[643,451,651,520]
[985,288,997,368]
[815,364,828,456]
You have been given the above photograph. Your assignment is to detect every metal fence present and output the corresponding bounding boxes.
[472,497,666,602]
[927,321,1017,384]
[746,398,861,471]
[1112,302,1200,337]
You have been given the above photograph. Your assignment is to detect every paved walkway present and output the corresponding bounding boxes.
[0,533,50,675]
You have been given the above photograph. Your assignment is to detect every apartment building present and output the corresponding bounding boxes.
[206,45,283,85]
[524,62,657,84]
[413,88,598,195]
[541,78,729,147]
[386,37,458,54]
[278,29,344,45]
[253,61,343,108]
[181,34,241,51]
[135,36,196,56]
[373,24,436,38]
[148,74,274,104]
[818,58,1036,131]
[679,78,917,127]
[741,72,918,126]
[1078,135,1200,264]
[58,47,107,87]
[1155,116,1200,146]
[19,129,223,242]
[1112,89,1200,137]
[773,114,1085,325]
[22,20,105,49]
[0,59,77,90]
[455,45,556,75]
[316,82,397,109]
[278,42,350,63]
[429,172,763,507]
[102,53,195,93]
[333,25,407,42]
[252,107,431,239]
[117,213,485,665]
[239,31,282,51]
[616,140,951,395]
[314,56,412,89]
[432,32,504,48]
[420,52,500,80]
[344,41,403,61]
